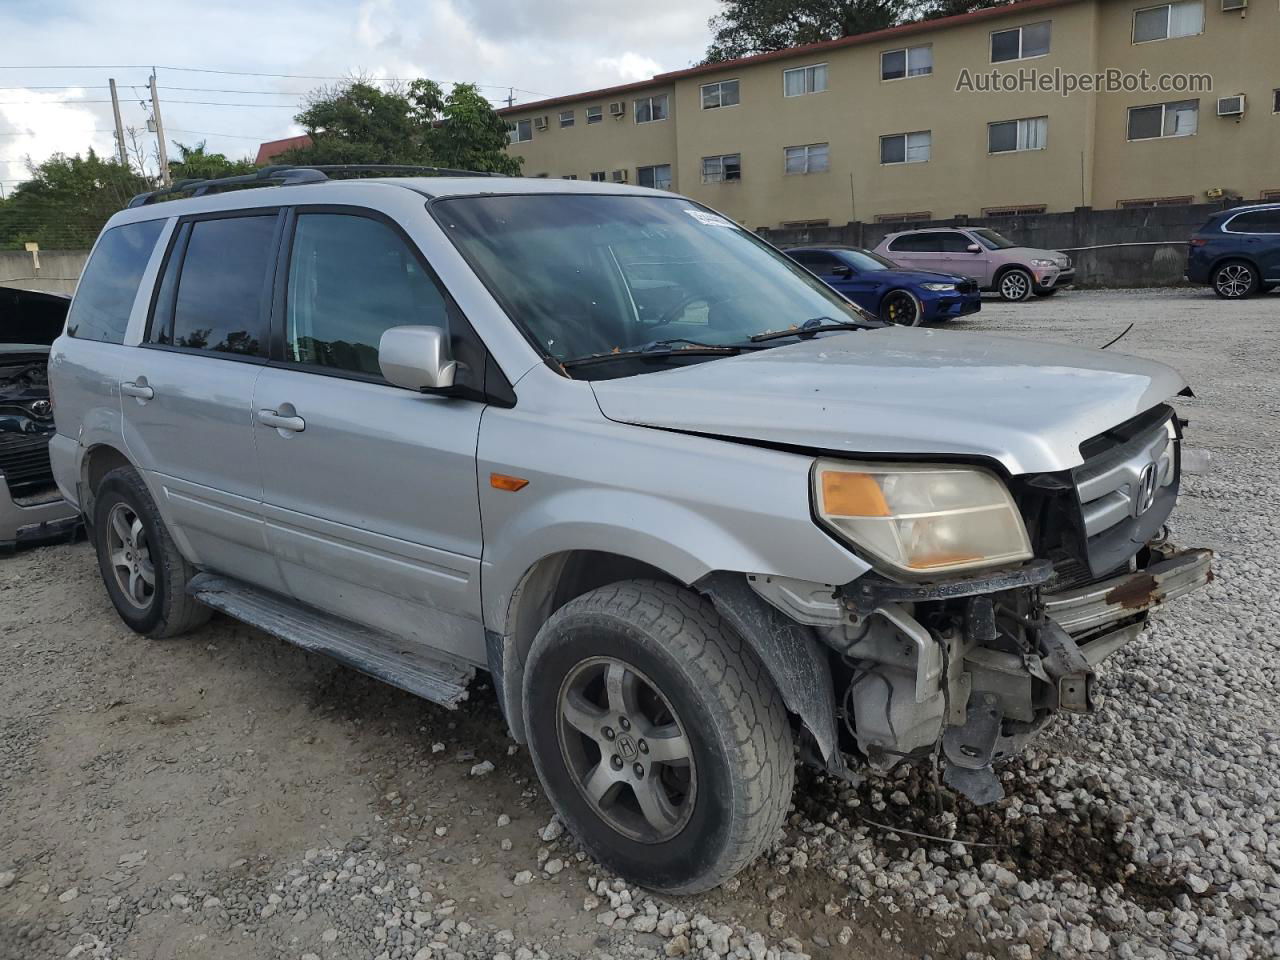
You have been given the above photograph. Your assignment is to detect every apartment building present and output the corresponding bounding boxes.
[499,0,1279,228]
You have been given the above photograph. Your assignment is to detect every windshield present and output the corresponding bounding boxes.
[433,194,872,364]
[843,249,897,272]
[970,228,1017,250]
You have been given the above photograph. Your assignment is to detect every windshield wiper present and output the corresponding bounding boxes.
[748,316,877,344]
[561,338,749,370]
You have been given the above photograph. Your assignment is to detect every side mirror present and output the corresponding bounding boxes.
[965,243,982,253]
[379,325,456,392]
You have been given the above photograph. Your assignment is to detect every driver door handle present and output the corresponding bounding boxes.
[256,408,305,432]
[121,381,154,400]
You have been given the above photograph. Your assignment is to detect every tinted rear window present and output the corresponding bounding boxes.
[889,234,942,253]
[65,219,164,343]
[1225,210,1280,234]
[170,215,277,355]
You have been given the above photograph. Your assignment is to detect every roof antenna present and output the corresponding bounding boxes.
[1099,322,1134,350]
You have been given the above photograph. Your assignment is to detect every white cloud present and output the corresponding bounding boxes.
[0,0,719,180]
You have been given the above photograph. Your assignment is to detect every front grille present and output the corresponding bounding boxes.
[956,280,978,294]
[1072,411,1178,577]
[0,432,55,495]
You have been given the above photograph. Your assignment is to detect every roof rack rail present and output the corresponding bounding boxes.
[126,164,500,209]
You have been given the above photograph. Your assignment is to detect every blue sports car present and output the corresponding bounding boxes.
[785,245,981,326]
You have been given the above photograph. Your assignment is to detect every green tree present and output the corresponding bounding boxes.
[0,150,149,250]
[168,141,256,182]
[705,0,1012,61]
[277,78,521,174]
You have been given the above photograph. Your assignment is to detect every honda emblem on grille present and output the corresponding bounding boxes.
[1132,462,1159,517]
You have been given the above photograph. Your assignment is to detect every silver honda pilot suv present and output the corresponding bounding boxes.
[48,168,1211,894]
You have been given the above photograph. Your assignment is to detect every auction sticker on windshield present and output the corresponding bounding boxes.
[684,209,737,228]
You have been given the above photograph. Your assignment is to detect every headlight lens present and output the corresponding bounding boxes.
[813,460,1032,576]
[1031,258,1057,268]
[920,282,956,292]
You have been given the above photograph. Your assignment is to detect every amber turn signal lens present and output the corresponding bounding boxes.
[490,473,530,492]
[820,471,890,517]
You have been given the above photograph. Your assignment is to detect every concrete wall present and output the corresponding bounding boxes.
[0,249,87,296]
[758,202,1230,287]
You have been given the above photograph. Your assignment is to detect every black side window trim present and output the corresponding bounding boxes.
[268,203,508,403]
[142,207,285,363]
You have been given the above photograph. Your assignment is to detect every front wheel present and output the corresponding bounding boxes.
[879,289,924,326]
[522,580,794,894]
[1213,260,1259,299]
[997,268,1035,302]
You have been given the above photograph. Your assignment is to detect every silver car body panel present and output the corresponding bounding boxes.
[590,326,1186,475]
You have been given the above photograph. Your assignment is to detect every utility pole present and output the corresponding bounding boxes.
[108,78,128,166]
[149,70,170,185]
[505,87,515,108]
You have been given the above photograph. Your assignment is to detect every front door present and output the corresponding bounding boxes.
[120,210,287,592]
[934,231,990,284]
[252,209,487,664]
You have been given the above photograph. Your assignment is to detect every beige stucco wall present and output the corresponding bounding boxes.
[503,0,1278,227]
[1091,0,1280,207]
[506,84,678,187]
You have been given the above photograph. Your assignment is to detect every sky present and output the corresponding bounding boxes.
[0,0,719,191]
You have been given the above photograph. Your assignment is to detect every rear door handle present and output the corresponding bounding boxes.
[256,408,305,432]
[121,381,154,400]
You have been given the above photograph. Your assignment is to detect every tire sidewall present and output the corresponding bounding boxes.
[1213,261,1257,300]
[998,268,1034,302]
[523,609,738,891]
[880,289,924,326]
[93,473,168,635]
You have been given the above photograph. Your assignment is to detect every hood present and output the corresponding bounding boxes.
[589,326,1186,475]
[1,287,70,348]
[874,268,974,285]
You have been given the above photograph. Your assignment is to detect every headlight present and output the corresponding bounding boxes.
[1031,259,1057,268]
[920,282,956,292]
[813,460,1032,577]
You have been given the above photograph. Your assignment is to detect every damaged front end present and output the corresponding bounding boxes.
[751,404,1212,804]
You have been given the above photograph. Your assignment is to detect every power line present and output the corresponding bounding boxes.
[0,85,314,96]
[0,64,549,97]
[0,99,302,107]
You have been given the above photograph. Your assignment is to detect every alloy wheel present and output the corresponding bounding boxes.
[1000,271,1031,301]
[556,656,696,843]
[105,502,156,609]
[1215,264,1253,299]
[882,291,921,326]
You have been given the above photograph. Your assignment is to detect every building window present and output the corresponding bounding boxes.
[783,63,828,97]
[880,130,931,164]
[881,45,933,80]
[637,164,673,190]
[559,110,574,128]
[990,21,1051,62]
[1127,99,1198,140]
[701,80,740,109]
[701,154,742,182]
[1273,89,1280,113]
[590,171,606,182]
[784,143,829,174]
[1263,189,1280,201]
[586,106,603,124]
[1118,196,1194,207]
[507,119,532,143]
[1132,0,1204,43]
[562,174,578,180]
[635,94,669,123]
[875,212,933,224]
[983,204,1048,216]
[988,116,1048,153]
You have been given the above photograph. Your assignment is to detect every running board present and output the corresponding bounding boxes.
[188,573,474,709]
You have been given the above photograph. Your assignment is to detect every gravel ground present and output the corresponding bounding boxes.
[1,287,1277,960]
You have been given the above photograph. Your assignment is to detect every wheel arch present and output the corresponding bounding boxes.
[1209,253,1262,276]
[79,443,134,541]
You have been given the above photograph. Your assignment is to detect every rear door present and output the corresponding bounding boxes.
[884,233,948,274]
[120,210,287,592]
[1225,209,1280,282]
[252,208,487,664]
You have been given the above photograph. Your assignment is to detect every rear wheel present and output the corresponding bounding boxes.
[1213,260,1259,299]
[997,268,1034,302]
[93,466,211,638]
[879,289,924,326]
[522,580,794,893]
